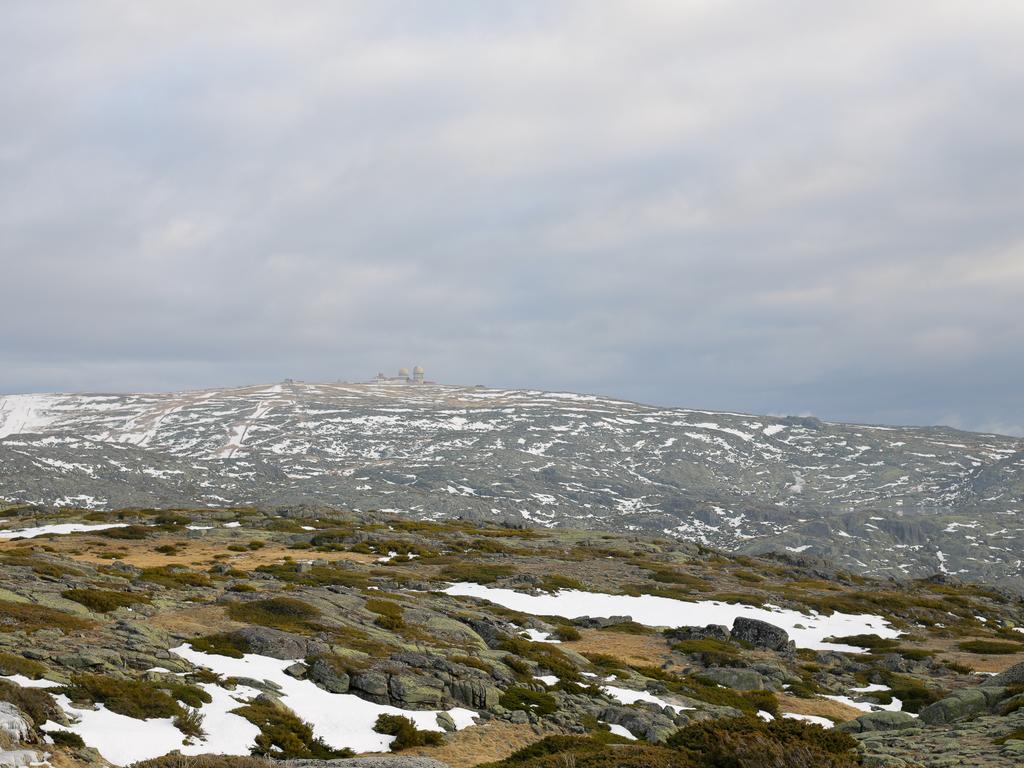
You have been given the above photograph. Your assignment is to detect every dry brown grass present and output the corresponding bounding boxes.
[918,635,1024,673]
[3,535,377,570]
[776,693,861,723]
[562,628,671,667]
[148,604,246,637]
[385,720,548,768]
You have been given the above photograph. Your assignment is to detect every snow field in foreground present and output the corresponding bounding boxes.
[14,646,477,765]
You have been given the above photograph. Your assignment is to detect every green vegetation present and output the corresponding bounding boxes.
[228,597,322,633]
[0,651,46,679]
[60,673,211,728]
[44,729,85,748]
[100,525,152,540]
[672,638,741,666]
[190,632,252,659]
[0,678,62,725]
[479,716,860,767]
[373,714,444,751]
[958,639,1024,654]
[231,699,353,759]
[138,566,212,589]
[499,686,558,715]
[0,553,83,578]
[438,562,516,584]
[61,587,151,613]
[0,599,93,633]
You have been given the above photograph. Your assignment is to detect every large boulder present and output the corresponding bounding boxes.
[306,657,350,694]
[665,624,731,643]
[232,626,308,660]
[599,704,681,743]
[700,667,766,691]
[837,711,919,733]
[918,686,1006,725]
[389,673,445,708]
[730,617,792,652]
[984,661,1024,687]
[349,670,391,703]
[449,678,501,709]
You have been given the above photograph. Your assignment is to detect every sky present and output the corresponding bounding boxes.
[2,1,1023,435]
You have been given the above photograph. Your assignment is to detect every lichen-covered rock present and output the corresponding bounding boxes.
[349,670,391,703]
[730,617,792,652]
[985,661,1024,688]
[599,704,680,743]
[665,624,731,643]
[232,626,308,660]
[307,657,350,693]
[388,673,444,707]
[449,677,501,709]
[918,686,1006,724]
[837,710,919,733]
[700,667,766,691]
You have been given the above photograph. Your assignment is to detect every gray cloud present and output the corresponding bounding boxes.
[2,1,1022,433]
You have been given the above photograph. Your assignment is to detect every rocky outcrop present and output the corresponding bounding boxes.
[837,710,918,733]
[599,704,682,743]
[665,624,731,643]
[232,626,309,660]
[730,617,792,652]
[699,667,765,691]
[918,686,1008,725]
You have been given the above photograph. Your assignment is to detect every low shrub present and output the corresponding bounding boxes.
[44,729,85,748]
[190,632,252,659]
[373,714,443,751]
[139,566,212,589]
[958,639,1024,655]
[0,652,46,679]
[0,599,93,633]
[231,700,353,759]
[228,597,322,633]
[499,686,557,715]
[0,679,62,724]
[439,562,515,584]
[61,588,151,613]
[174,707,207,739]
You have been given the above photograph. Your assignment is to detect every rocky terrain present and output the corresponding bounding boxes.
[1,382,1023,589]
[0,506,1023,767]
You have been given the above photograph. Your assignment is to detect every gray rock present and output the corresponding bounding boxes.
[918,687,1005,725]
[573,616,633,629]
[730,617,792,652]
[389,674,444,707]
[699,667,765,690]
[435,712,457,732]
[233,626,308,660]
[284,662,309,679]
[599,704,679,743]
[350,671,391,703]
[449,678,501,709]
[308,658,350,693]
[985,661,1024,687]
[666,624,731,643]
[837,711,918,733]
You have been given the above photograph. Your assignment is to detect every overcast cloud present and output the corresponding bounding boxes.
[2,1,1022,434]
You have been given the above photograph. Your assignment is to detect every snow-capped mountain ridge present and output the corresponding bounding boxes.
[2,382,1022,587]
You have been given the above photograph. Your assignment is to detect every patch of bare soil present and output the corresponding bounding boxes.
[776,693,861,723]
[397,720,550,768]
[563,628,671,667]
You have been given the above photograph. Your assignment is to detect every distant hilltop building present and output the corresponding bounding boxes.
[373,366,429,384]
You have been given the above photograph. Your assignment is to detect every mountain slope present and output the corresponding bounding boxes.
[1,382,1022,586]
